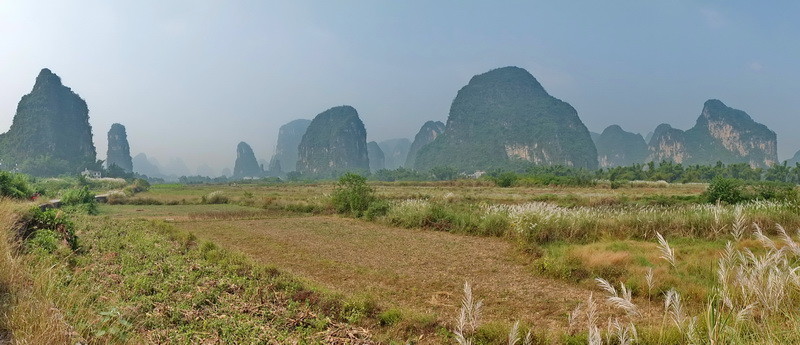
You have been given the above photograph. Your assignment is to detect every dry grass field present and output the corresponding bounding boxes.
[4,179,800,344]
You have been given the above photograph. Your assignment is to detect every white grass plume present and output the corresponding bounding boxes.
[731,205,746,241]
[752,223,777,251]
[454,282,482,345]
[645,268,655,299]
[656,232,676,268]
[586,293,599,330]
[568,303,582,331]
[664,288,686,330]
[507,321,520,345]
[595,277,618,297]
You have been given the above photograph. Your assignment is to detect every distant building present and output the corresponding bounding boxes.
[468,171,486,179]
[81,169,102,178]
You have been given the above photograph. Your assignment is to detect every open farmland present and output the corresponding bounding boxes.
[89,180,800,343]
[4,179,800,344]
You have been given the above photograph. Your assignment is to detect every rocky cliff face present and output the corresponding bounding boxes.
[415,66,598,171]
[379,138,411,170]
[271,119,311,173]
[648,124,689,163]
[405,121,445,169]
[367,141,385,172]
[296,106,370,176]
[0,68,97,176]
[106,123,133,172]
[595,125,648,168]
[233,142,262,178]
[647,100,777,167]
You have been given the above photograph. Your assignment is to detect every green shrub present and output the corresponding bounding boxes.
[704,177,746,204]
[0,171,33,199]
[28,228,60,253]
[123,178,151,195]
[377,308,403,326]
[492,172,518,187]
[429,166,460,181]
[752,181,798,202]
[364,199,390,220]
[24,208,80,252]
[59,186,98,214]
[478,212,511,237]
[61,186,95,205]
[610,180,626,189]
[330,173,375,217]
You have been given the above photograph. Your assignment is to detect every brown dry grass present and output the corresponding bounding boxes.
[570,247,633,270]
[172,214,660,330]
[0,200,74,345]
[137,182,706,208]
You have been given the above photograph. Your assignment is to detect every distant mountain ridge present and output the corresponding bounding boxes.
[379,138,411,170]
[647,100,777,168]
[595,125,648,168]
[415,66,598,171]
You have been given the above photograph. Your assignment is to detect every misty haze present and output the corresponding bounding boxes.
[2,1,800,344]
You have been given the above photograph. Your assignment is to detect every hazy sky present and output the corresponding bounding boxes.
[2,1,799,175]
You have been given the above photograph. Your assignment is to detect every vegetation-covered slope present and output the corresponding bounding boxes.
[415,66,598,171]
[367,141,385,172]
[0,68,97,176]
[405,121,445,169]
[296,106,369,177]
[106,123,132,172]
[595,125,648,168]
[233,142,262,178]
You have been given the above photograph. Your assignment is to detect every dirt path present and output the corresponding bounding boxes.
[175,215,609,328]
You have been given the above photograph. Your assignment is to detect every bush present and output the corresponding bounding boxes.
[60,186,95,205]
[28,229,60,253]
[492,172,518,187]
[200,191,229,204]
[385,200,431,228]
[60,186,98,214]
[123,178,151,195]
[0,171,33,199]
[377,308,403,326]
[330,173,375,217]
[704,177,746,204]
[752,181,798,202]
[429,166,460,181]
[478,212,511,236]
[364,199,390,220]
[24,208,80,252]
